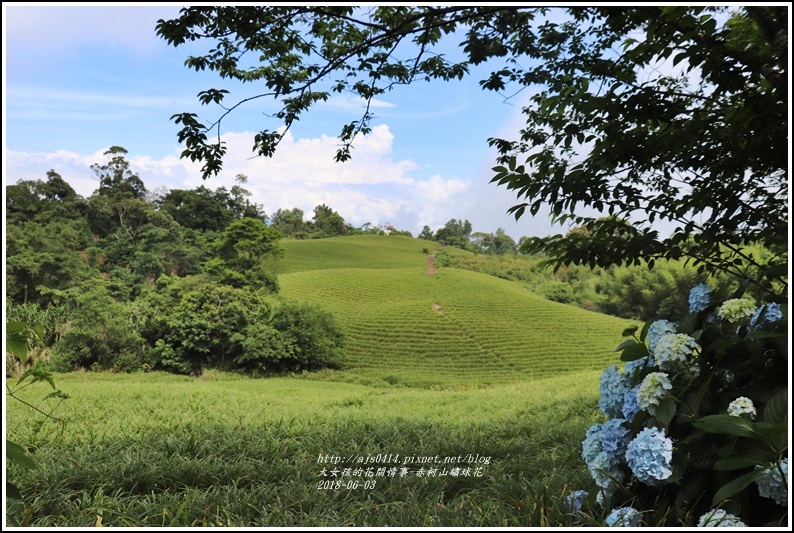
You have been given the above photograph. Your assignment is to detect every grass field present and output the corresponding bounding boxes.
[5,235,640,527]
[6,370,605,527]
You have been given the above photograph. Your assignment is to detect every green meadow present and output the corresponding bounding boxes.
[6,235,640,527]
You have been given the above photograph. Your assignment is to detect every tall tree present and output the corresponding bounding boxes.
[215,218,284,272]
[6,170,82,223]
[434,219,473,249]
[311,204,348,237]
[156,186,232,232]
[270,207,307,237]
[92,146,147,201]
[156,6,787,295]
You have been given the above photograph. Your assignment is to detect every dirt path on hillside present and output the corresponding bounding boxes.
[426,253,438,276]
[426,245,445,276]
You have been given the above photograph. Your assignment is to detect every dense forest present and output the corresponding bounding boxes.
[5,146,763,377]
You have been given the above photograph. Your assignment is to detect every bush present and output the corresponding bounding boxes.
[136,277,343,375]
[137,278,270,374]
[571,284,788,527]
[433,249,451,267]
[234,300,344,372]
[535,281,576,304]
[5,302,75,348]
[51,283,144,372]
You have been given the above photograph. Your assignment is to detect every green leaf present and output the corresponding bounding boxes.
[713,455,767,471]
[622,325,639,337]
[654,396,677,427]
[6,481,23,501]
[639,320,652,344]
[43,390,70,401]
[32,322,44,342]
[745,330,786,340]
[6,322,29,366]
[6,440,36,470]
[619,341,649,361]
[693,415,755,438]
[751,423,789,452]
[762,389,787,424]
[615,338,639,351]
[712,469,762,505]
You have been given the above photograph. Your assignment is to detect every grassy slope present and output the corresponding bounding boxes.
[276,235,638,388]
[271,235,439,273]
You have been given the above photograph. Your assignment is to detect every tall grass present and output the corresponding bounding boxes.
[6,370,606,527]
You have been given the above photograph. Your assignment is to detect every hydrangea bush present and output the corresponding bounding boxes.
[572,284,788,527]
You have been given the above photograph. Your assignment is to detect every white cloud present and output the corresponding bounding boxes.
[4,147,107,197]
[5,124,504,236]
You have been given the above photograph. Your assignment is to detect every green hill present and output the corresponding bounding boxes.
[271,234,438,273]
[276,235,637,388]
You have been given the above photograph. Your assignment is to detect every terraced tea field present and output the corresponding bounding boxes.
[272,234,439,273]
[278,235,637,388]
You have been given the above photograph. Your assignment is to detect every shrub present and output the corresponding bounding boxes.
[234,300,344,372]
[50,283,144,372]
[573,284,788,527]
[433,249,451,267]
[137,278,270,374]
[535,280,576,304]
[137,277,343,375]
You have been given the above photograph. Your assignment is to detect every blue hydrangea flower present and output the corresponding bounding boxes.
[688,283,712,313]
[636,372,672,416]
[599,365,632,419]
[750,302,784,328]
[625,427,673,485]
[697,509,747,527]
[622,384,641,421]
[600,419,631,456]
[596,487,614,509]
[623,356,654,379]
[606,506,643,527]
[565,489,588,519]
[726,397,756,419]
[646,320,677,354]
[755,458,788,506]
[717,298,756,324]
[582,419,630,489]
[653,333,699,372]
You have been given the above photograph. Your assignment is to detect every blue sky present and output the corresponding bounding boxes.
[4,4,624,239]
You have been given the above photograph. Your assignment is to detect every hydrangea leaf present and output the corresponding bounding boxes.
[693,415,755,438]
[712,469,762,505]
[714,455,768,471]
[762,388,787,424]
[619,341,649,362]
[750,423,788,452]
[654,397,677,428]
